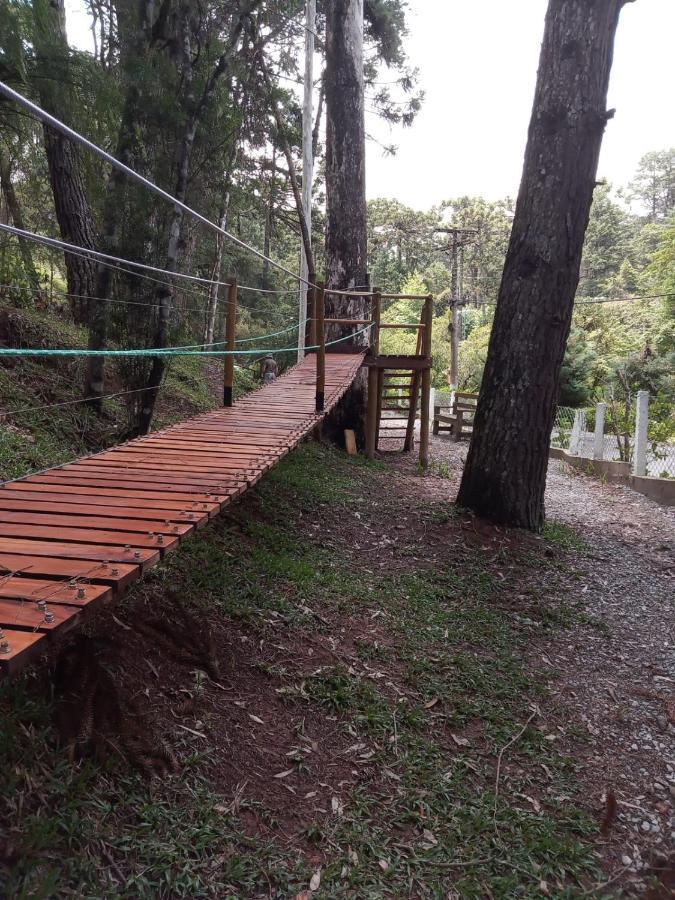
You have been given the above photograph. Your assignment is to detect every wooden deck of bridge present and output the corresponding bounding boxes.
[0,352,365,677]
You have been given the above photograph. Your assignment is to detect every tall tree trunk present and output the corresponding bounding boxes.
[323,0,368,446]
[457,0,629,531]
[0,151,40,290]
[135,0,261,437]
[85,0,154,410]
[203,192,231,346]
[32,0,98,325]
[262,149,277,289]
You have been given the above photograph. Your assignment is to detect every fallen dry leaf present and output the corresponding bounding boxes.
[665,699,675,725]
[451,734,470,747]
[273,769,295,779]
[309,869,321,891]
[424,697,439,709]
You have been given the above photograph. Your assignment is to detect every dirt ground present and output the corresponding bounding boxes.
[1,435,674,898]
[414,435,675,896]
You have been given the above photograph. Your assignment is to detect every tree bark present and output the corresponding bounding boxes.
[32,0,98,325]
[85,0,154,410]
[203,189,231,346]
[0,150,40,290]
[457,0,629,531]
[135,0,260,436]
[323,0,368,446]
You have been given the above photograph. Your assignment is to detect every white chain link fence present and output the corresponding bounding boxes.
[552,393,675,479]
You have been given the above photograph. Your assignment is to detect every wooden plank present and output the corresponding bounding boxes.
[0,576,112,607]
[0,554,138,589]
[0,523,179,552]
[0,510,192,537]
[363,355,432,370]
[0,629,46,677]
[0,495,208,525]
[0,597,81,633]
[5,482,222,506]
[27,474,245,496]
[0,538,159,569]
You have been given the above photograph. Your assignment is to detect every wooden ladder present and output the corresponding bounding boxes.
[370,300,428,453]
[377,367,421,451]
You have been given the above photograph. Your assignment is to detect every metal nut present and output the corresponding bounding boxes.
[77,587,86,599]
[0,640,10,654]
[44,612,55,624]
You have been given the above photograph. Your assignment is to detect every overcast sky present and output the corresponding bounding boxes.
[366,0,675,207]
[65,0,675,211]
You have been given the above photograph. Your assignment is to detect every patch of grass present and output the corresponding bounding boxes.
[543,520,588,552]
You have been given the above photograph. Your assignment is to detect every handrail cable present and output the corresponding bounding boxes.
[0,325,372,358]
[0,81,373,299]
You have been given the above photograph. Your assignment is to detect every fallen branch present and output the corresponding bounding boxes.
[493,707,539,823]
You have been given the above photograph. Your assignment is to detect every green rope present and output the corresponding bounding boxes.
[0,325,372,357]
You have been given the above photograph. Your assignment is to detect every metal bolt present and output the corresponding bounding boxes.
[36,599,47,612]
[44,611,55,624]
[111,567,119,576]
[77,587,86,599]
[68,580,77,589]
[0,640,10,654]
[124,544,131,552]
[157,534,164,545]
[148,532,154,539]
[134,551,141,559]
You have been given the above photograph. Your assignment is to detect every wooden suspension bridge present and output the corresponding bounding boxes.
[0,287,432,677]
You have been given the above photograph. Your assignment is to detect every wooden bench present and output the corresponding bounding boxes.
[433,391,478,442]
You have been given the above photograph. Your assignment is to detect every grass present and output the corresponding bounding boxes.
[543,521,588,553]
[0,442,604,898]
[0,306,254,480]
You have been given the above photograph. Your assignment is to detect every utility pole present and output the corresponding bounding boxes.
[436,226,477,388]
[298,0,315,360]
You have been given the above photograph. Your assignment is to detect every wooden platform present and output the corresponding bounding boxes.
[0,352,364,676]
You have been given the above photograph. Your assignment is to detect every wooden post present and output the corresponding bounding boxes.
[375,367,384,449]
[419,294,433,469]
[593,401,606,461]
[404,311,425,452]
[633,390,649,477]
[223,279,237,407]
[315,281,325,412]
[306,284,316,349]
[365,288,381,458]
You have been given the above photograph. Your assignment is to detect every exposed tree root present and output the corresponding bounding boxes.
[132,591,220,682]
[54,634,179,777]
